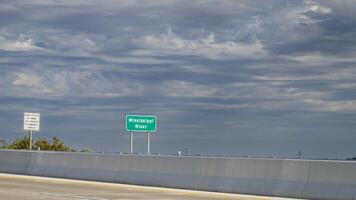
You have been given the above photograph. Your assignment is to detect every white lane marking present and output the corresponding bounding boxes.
[40,192,108,200]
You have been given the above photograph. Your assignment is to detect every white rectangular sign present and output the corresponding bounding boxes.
[24,112,40,131]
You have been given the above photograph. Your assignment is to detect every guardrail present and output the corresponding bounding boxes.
[0,150,355,200]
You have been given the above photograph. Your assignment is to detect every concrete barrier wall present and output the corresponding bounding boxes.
[303,160,356,200]
[196,158,311,197]
[114,155,203,189]
[0,150,355,200]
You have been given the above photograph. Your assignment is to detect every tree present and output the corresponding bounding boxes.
[79,148,91,153]
[33,138,50,150]
[0,140,6,149]
[3,136,72,152]
[48,137,71,151]
[5,136,29,150]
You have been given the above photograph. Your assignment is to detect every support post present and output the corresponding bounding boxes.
[130,131,133,154]
[28,130,32,151]
[147,132,150,155]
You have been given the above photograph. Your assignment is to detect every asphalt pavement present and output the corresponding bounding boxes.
[0,173,302,200]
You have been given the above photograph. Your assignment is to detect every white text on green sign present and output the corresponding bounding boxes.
[126,115,157,132]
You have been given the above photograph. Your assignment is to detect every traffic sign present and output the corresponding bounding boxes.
[126,115,157,132]
[24,112,40,131]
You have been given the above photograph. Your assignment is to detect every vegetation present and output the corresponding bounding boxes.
[1,136,73,152]
[0,139,6,147]
[79,148,91,153]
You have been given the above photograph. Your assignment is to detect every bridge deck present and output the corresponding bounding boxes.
[0,173,300,200]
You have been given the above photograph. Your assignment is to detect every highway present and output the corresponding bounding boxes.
[0,173,300,200]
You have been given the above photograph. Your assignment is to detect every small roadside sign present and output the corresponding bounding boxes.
[24,112,40,131]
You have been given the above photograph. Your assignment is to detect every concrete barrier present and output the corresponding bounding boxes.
[0,150,355,200]
[196,158,310,198]
[114,155,202,189]
[302,160,356,200]
[0,151,32,174]
[28,152,121,182]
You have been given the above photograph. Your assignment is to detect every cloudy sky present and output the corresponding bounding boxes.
[1,0,356,158]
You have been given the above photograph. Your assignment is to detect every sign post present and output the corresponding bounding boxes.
[130,132,133,154]
[147,132,150,155]
[28,130,32,151]
[126,115,157,155]
[24,112,40,151]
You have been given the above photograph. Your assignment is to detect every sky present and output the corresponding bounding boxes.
[0,0,356,159]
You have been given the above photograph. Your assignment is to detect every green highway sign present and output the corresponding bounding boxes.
[126,115,157,132]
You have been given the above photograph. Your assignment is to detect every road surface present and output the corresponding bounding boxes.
[0,173,302,200]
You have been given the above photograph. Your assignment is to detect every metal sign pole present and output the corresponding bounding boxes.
[130,131,133,154]
[28,130,32,151]
[147,132,150,155]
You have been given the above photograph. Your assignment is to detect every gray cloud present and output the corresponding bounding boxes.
[0,0,355,158]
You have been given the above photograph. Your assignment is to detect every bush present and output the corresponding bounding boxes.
[1,136,73,152]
